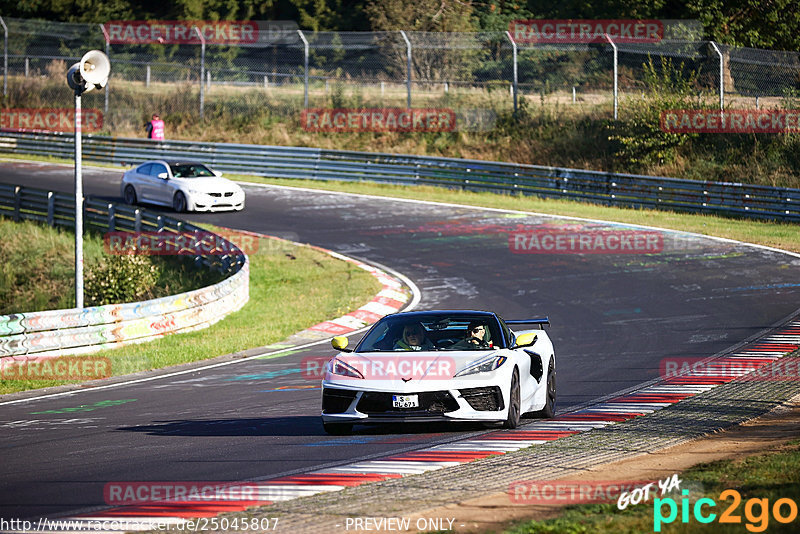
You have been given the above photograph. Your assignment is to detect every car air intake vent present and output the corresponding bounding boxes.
[459,386,504,411]
[357,391,459,414]
[322,388,358,414]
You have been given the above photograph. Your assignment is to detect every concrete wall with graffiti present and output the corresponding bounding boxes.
[0,184,249,360]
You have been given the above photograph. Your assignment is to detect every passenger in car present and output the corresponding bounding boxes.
[393,323,434,351]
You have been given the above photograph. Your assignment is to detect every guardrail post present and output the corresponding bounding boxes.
[0,17,7,97]
[134,209,142,232]
[13,185,20,221]
[297,30,309,109]
[47,192,55,226]
[604,33,618,120]
[505,31,518,114]
[400,31,412,108]
[107,203,115,232]
[156,215,164,231]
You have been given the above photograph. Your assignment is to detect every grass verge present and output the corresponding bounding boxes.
[505,439,800,534]
[0,217,221,314]
[0,228,382,395]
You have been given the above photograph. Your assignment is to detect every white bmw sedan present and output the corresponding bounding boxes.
[321,310,556,434]
[121,160,245,212]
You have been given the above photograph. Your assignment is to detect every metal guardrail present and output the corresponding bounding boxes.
[1,130,799,222]
[0,183,249,358]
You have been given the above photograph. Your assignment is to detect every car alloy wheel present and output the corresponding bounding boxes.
[173,191,187,213]
[536,361,556,418]
[123,185,137,205]
[503,368,521,429]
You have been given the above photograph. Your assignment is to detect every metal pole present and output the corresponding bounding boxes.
[709,41,724,111]
[400,31,412,108]
[505,31,518,114]
[297,30,309,108]
[100,24,110,116]
[0,17,7,97]
[74,91,84,309]
[604,33,618,120]
[194,27,205,118]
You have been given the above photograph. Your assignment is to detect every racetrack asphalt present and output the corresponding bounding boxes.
[1,160,799,521]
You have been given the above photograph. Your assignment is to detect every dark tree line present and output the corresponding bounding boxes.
[0,0,798,50]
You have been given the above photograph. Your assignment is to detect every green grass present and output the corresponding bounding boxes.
[0,218,220,314]
[0,226,382,395]
[505,440,800,534]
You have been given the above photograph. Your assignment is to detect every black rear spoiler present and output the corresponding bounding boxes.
[506,317,550,329]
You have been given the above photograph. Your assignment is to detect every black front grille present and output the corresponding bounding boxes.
[322,388,358,414]
[356,391,459,415]
[224,192,234,197]
[459,386,504,411]
[208,192,222,197]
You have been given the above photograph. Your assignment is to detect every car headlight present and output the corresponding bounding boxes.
[186,189,202,195]
[454,355,507,377]
[329,358,364,379]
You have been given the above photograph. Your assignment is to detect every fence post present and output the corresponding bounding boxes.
[99,24,110,116]
[194,26,205,119]
[709,41,724,111]
[107,203,115,232]
[297,30,309,109]
[0,17,7,97]
[399,31,412,108]
[13,185,20,221]
[134,209,142,232]
[47,192,55,226]
[604,33,618,120]
[505,31,518,114]
[146,64,151,87]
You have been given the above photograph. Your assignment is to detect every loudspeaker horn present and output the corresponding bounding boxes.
[79,50,110,91]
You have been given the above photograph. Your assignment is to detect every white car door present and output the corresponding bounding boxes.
[147,162,173,205]
[131,163,156,202]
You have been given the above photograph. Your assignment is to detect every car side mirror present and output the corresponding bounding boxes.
[157,172,169,180]
[514,332,537,348]
[331,336,351,351]
[213,170,223,177]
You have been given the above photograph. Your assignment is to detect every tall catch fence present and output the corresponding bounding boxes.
[1,17,799,132]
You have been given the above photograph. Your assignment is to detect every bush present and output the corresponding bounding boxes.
[85,254,161,306]
[606,56,700,170]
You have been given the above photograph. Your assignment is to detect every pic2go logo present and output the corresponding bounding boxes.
[654,489,799,532]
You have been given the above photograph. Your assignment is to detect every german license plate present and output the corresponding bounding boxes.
[392,394,419,408]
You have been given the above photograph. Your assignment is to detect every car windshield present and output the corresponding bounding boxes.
[355,313,502,352]
[169,163,215,178]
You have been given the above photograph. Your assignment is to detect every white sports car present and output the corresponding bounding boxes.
[121,160,245,212]
[321,310,556,434]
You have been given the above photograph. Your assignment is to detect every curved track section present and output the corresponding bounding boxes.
[1,161,799,522]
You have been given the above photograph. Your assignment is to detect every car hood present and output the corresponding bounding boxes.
[328,350,500,383]
[172,177,241,193]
